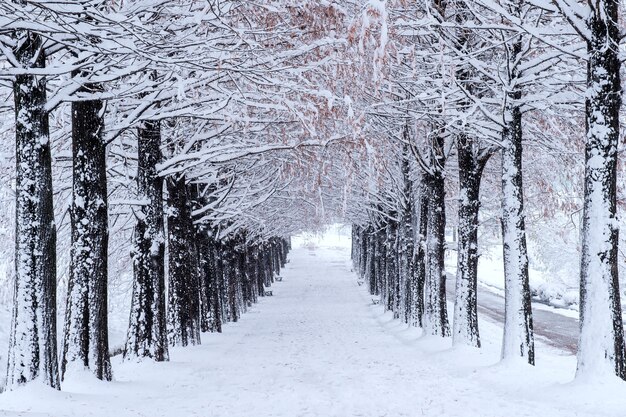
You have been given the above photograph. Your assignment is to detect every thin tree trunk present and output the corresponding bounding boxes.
[377,225,387,302]
[199,231,222,333]
[209,238,223,332]
[366,228,377,295]
[399,144,414,323]
[6,32,60,389]
[393,225,402,319]
[214,241,227,320]
[385,219,398,313]
[256,245,266,297]
[411,187,427,328]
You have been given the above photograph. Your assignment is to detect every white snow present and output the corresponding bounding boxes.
[2,227,626,416]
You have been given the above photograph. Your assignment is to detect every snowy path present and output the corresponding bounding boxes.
[2,240,626,417]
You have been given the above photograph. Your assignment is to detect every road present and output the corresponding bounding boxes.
[446,277,579,354]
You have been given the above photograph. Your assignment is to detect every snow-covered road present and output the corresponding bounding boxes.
[2,237,626,417]
[446,279,579,354]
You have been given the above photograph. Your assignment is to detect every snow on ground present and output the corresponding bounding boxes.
[446,238,580,310]
[1,226,626,416]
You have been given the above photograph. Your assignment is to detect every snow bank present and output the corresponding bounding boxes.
[447,241,579,311]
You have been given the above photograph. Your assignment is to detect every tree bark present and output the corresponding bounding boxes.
[365,227,378,295]
[410,187,428,328]
[452,135,487,348]
[399,145,414,324]
[500,99,534,365]
[125,120,169,361]
[199,231,222,333]
[166,176,201,346]
[384,219,398,315]
[423,171,450,336]
[6,32,60,389]
[576,0,625,379]
[63,79,111,380]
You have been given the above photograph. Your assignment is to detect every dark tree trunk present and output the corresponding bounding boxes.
[246,244,259,304]
[235,240,248,313]
[213,241,227,320]
[63,79,111,380]
[400,222,413,324]
[359,230,368,279]
[210,239,223,332]
[576,0,625,379]
[199,232,222,333]
[399,144,414,323]
[166,176,201,346]
[351,225,359,266]
[280,238,289,267]
[411,187,428,328]
[393,228,402,319]
[7,32,60,390]
[225,241,240,322]
[366,228,378,295]
[452,135,488,348]
[263,242,274,287]
[272,238,282,276]
[219,240,233,322]
[423,169,450,337]
[384,218,398,315]
[198,231,210,331]
[376,226,387,301]
[125,120,169,361]
[256,245,266,297]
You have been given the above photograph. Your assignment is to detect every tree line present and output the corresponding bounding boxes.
[343,0,626,381]
[0,0,318,390]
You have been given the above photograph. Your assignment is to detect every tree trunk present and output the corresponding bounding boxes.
[500,99,534,364]
[399,144,414,323]
[384,219,398,314]
[366,228,378,295]
[199,232,222,333]
[63,79,111,380]
[246,244,259,304]
[411,187,428,328]
[376,225,387,302]
[423,172,450,336]
[6,32,60,389]
[125,120,169,361]
[166,176,201,346]
[359,230,368,279]
[213,241,227,319]
[235,240,247,313]
[577,1,625,379]
[210,239,223,332]
[219,239,237,322]
[393,225,402,319]
[452,135,487,348]
[256,245,266,297]
[351,225,359,266]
